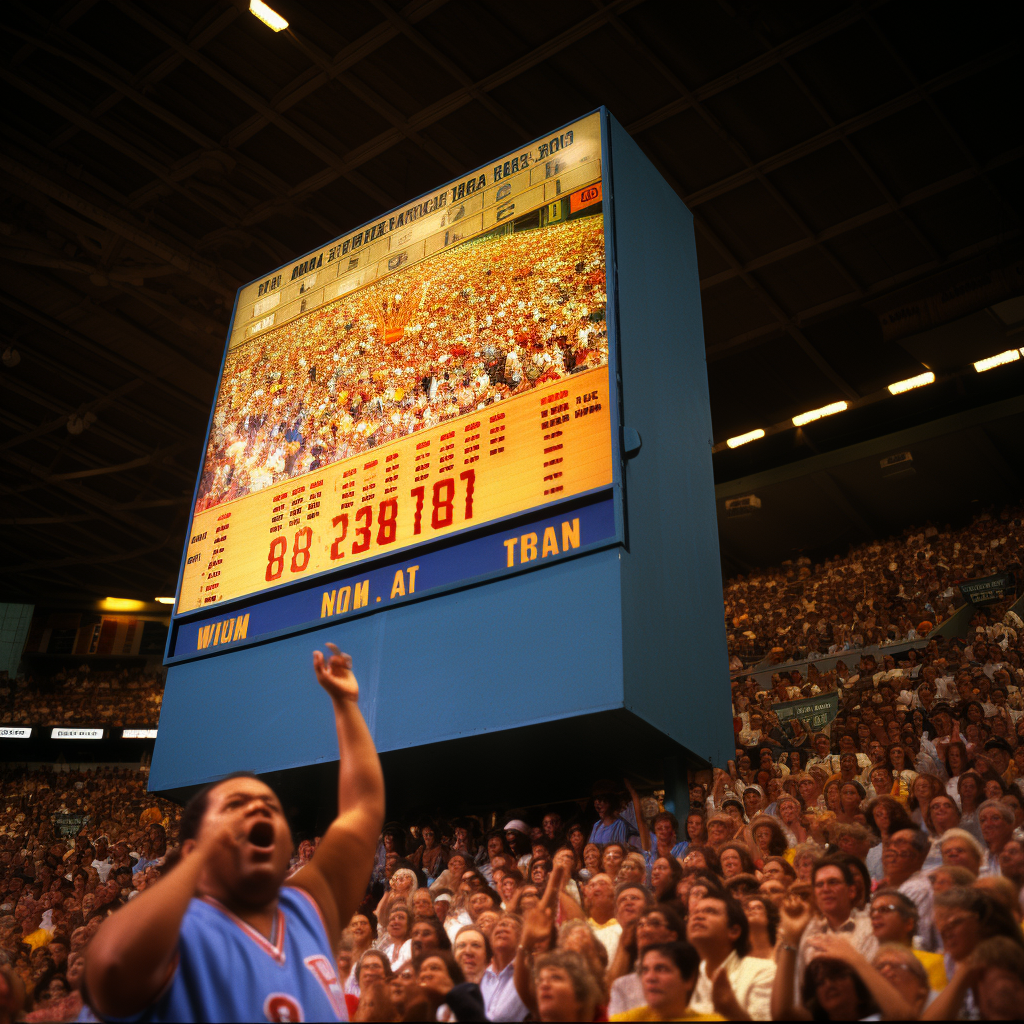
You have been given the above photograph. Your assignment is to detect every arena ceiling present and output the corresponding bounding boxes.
[1,0,1021,601]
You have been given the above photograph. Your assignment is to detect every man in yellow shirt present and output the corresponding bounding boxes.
[868,889,946,990]
[611,942,724,1022]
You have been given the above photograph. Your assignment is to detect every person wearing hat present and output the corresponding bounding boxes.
[502,820,533,872]
[979,738,1016,788]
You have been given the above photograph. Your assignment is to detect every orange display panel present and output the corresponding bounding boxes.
[178,112,611,612]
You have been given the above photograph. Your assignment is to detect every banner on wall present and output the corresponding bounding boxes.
[772,690,840,738]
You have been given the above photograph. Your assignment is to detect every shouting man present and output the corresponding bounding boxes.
[84,644,385,1022]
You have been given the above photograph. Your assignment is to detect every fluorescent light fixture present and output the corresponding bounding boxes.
[101,597,146,612]
[154,597,175,605]
[887,371,934,395]
[51,728,103,740]
[726,428,765,448]
[122,729,158,739]
[249,0,288,31]
[792,401,848,427]
[973,349,1020,372]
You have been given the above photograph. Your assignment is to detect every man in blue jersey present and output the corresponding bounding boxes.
[83,643,385,1022]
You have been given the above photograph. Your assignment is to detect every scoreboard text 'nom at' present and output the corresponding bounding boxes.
[172,111,618,624]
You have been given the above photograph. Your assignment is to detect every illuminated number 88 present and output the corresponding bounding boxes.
[266,537,286,581]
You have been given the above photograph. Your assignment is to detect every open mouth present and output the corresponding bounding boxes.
[246,819,275,849]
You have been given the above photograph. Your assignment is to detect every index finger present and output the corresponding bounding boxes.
[325,642,341,656]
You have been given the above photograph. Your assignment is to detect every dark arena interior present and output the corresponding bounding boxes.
[1,2,1022,1021]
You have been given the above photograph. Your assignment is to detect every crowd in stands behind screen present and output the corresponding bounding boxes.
[197,214,608,512]
[2,502,1023,1021]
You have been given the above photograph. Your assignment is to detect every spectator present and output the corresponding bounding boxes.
[939,828,984,875]
[922,934,1024,1020]
[479,913,527,1022]
[607,903,685,1016]
[582,874,621,962]
[791,857,878,988]
[879,829,936,949]
[610,941,706,1023]
[686,893,775,1019]
[868,888,947,991]
[978,798,1016,875]
[533,949,601,1023]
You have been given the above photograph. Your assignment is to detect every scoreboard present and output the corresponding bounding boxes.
[153,107,735,802]
[167,112,620,653]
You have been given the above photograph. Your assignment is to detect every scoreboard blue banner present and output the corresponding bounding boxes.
[168,494,615,663]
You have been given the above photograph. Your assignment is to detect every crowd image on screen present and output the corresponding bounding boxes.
[195,213,608,512]
[2,505,1024,1021]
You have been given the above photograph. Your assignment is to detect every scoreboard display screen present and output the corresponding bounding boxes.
[176,112,614,615]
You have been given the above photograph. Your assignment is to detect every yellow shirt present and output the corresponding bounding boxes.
[23,928,52,952]
[139,806,163,828]
[611,1008,725,1022]
[913,949,947,991]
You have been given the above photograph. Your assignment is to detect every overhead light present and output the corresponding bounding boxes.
[887,371,934,395]
[973,349,1020,372]
[154,597,175,605]
[792,401,848,427]
[101,597,146,612]
[726,428,765,449]
[249,0,288,31]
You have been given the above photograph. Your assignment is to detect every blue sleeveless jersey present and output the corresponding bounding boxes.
[85,885,347,1022]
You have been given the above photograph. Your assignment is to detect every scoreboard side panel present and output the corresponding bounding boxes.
[150,546,625,791]
[606,115,734,767]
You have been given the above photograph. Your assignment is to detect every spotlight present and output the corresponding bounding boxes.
[973,349,1020,372]
[792,401,848,427]
[249,0,288,31]
[887,372,934,395]
[726,428,765,448]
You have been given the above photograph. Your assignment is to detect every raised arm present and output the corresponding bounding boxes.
[625,779,651,853]
[771,893,813,1022]
[804,935,918,1021]
[513,904,551,1017]
[545,849,585,922]
[289,644,386,947]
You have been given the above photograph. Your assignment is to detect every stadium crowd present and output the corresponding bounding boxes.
[0,668,163,729]
[0,767,180,1021]
[724,505,1022,663]
[2,507,1023,1020]
[196,213,608,511]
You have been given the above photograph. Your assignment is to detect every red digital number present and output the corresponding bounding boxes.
[266,537,286,581]
[377,498,398,545]
[460,468,475,520]
[290,527,312,572]
[352,506,372,553]
[410,486,425,536]
[329,514,348,560]
[431,479,455,529]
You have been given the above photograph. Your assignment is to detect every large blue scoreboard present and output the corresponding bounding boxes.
[152,109,732,813]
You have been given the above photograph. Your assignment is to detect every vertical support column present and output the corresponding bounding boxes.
[661,755,690,819]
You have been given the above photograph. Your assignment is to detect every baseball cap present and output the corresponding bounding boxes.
[503,819,529,835]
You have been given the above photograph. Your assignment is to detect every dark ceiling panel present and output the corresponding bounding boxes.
[0,0,1018,599]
